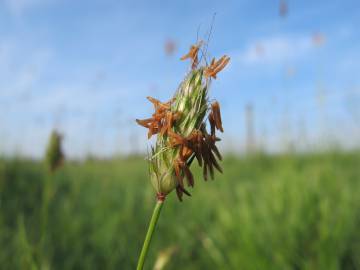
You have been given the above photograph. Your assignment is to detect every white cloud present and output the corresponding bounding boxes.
[0,40,52,98]
[0,42,13,66]
[4,0,51,17]
[237,35,314,65]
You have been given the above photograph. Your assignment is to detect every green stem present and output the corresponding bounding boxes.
[136,198,164,270]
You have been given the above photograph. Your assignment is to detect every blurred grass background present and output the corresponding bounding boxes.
[1,151,359,269]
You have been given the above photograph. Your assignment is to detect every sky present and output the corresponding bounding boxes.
[0,0,359,158]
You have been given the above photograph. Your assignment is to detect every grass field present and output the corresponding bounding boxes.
[0,151,359,269]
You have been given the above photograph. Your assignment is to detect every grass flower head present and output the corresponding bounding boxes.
[137,42,230,201]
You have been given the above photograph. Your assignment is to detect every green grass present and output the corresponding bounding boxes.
[0,152,359,269]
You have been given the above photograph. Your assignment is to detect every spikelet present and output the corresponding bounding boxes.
[137,42,230,201]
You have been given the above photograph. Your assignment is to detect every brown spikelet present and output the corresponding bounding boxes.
[182,163,194,187]
[211,101,224,132]
[180,42,202,69]
[204,55,230,79]
[136,97,180,138]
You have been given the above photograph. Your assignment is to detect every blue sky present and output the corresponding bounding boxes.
[0,0,359,158]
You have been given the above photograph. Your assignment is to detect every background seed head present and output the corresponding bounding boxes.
[45,130,64,173]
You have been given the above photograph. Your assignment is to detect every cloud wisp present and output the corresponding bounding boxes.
[3,0,51,17]
[237,35,315,65]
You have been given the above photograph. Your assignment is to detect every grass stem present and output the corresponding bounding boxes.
[136,198,164,270]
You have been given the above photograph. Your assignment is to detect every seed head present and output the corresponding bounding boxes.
[45,130,64,173]
[137,42,230,201]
